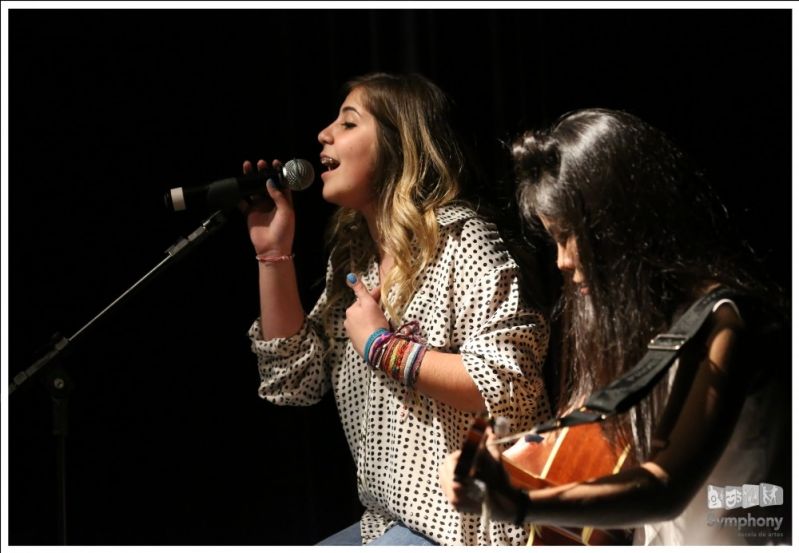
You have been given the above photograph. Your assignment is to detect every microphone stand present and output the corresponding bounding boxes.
[9,209,229,544]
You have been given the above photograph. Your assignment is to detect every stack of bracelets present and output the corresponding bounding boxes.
[363,321,428,388]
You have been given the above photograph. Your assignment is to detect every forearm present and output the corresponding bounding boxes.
[521,465,684,528]
[414,351,486,413]
[258,261,305,339]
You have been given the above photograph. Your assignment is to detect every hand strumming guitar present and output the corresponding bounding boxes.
[440,425,531,525]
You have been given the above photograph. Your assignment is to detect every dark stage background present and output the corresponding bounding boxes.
[7,8,791,545]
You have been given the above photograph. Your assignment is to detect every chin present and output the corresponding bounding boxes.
[321,182,344,206]
[322,192,355,209]
[320,188,336,204]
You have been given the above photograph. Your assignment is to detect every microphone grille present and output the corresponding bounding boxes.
[282,159,315,191]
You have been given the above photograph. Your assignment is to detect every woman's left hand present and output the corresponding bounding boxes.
[344,273,390,357]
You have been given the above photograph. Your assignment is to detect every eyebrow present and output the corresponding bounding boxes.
[342,106,361,116]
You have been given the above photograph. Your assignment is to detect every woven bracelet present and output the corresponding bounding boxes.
[255,253,295,265]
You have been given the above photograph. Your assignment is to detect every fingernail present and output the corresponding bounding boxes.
[346,273,357,284]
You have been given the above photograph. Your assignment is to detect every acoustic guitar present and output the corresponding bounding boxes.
[454,415,634,545]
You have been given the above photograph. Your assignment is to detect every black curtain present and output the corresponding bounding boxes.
[8,8,791,545]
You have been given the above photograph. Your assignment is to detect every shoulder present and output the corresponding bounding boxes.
[706,285,787,385]
[675,286,749,386]
[696,284,782,342]
[436,204,506,256]
[435,203,479,228]
[431,206,523,295]
[694,282,783,330]
[678,285,744,352]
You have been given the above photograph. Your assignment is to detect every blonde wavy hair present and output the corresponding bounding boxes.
[322,73,469,327]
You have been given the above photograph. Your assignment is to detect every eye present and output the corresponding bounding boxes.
[342,122,356,129]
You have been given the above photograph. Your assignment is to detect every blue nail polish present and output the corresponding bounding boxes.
[346,273,357,284]
[266,178,276,189]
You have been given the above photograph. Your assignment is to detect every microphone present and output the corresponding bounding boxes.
[164,158,315,212]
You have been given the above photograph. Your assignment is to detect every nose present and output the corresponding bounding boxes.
[556,243,575,273]
[318,123,333,145]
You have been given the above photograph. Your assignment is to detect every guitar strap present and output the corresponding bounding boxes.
[532,286,738,436]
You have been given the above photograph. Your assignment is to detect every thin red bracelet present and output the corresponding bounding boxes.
[255,253,294,265]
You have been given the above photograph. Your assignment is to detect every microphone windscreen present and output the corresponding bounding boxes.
[283,159,315,191]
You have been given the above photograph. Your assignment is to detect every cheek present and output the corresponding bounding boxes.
[351,161,376,185]
[347,146,378,192]
[355,142,378,179]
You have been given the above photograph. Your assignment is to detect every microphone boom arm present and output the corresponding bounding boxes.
[9,209,229,544]
[9,209,229,395]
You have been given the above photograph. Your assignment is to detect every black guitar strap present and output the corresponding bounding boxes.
[531,287,738,436]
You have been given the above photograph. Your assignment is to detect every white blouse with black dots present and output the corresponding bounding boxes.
[249,204,551,545]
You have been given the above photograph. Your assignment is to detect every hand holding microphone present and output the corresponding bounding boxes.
[164,158,315,212]
[242,159,304,258]
[163,157,315,257]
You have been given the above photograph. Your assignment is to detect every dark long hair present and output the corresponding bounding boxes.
[512,108,777,460]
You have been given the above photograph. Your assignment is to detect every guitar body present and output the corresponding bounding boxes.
[503,423,628,489]
[501,423,633,545]
[455,415,634,545]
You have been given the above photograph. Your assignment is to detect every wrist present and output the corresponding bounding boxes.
[256,252,294,266]
[254,247,292,257]
[365,321,427,388]
[363,328,391,361]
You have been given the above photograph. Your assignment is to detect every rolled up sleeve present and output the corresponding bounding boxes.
[248,316,331,406]
[457,262,551,431]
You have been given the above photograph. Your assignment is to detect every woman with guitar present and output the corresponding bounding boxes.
[244,73,552,545]
[439,109,788,545]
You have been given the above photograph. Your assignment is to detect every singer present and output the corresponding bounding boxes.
[438,109,789,545]
[244,73,551,545]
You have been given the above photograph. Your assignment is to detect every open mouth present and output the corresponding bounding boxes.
[320,156,340,173]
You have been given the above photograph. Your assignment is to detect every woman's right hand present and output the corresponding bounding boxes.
[439,427,528,524]
[242,158,295,256]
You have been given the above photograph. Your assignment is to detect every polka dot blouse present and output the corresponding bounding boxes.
[249,204,551,545]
